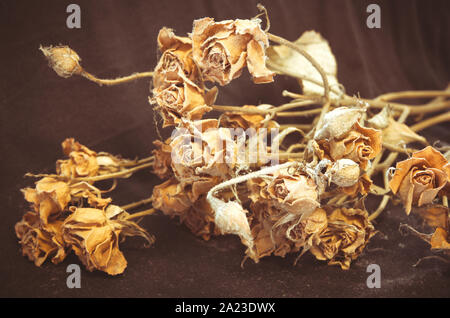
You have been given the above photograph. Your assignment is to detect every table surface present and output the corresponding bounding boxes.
[1,0,449,297]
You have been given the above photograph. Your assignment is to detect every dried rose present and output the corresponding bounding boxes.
[62,207,152,275]
[153,27,199,87]
[152,28,218,127]
[152,139,173,179]
[57,138,128,178]
[152,81,214,127]
[314,121,382,171]
[310,207,376,270]
[192,18,274,85]
[151,178,192,216]
[265,170,320,217]
[40,45,82,78]
[251,207,327,261]
[170,119,238,180]
[389,146,450,214]
[22,177,71,224]
[15,211,66,266]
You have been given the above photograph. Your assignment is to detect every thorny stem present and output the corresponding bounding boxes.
[80,70,153,86]
[120,197,154,211]
[266,33,330,101]
[125,208,156,220]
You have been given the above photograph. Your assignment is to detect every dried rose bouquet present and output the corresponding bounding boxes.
[17,6,450,275]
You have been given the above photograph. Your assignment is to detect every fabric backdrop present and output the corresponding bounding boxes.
[0,0,449,297]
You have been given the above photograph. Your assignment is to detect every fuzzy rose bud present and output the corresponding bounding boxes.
[40,45,82,78]
[192,17,274,85]
[389,146,450,214]
[326,159,360,187]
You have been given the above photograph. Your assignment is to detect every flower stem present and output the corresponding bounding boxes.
[125,208,156,220]
[80,70,153,86]
[120,197,153,211]
[368,195,390,221]
[410,111,450,132]
[376,90,450,102]
[74,161,154,182]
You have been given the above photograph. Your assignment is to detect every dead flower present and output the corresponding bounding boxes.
[62,207,153,275]
[310,207,376,270]
[40,45,82,78]
[192,17,274,85]
[314,121,382,171]
[152,139,173,179]
[15,211,66,266]
[389,146,450,214]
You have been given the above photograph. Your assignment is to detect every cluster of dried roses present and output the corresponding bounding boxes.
[147,19,383,270]
[15,139,154,275]
[28,12,450,275]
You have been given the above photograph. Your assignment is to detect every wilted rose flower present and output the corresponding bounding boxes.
[151,178,192,216]
[62,207,152,275]
[192,17,274,85]
[152,81,213,127]
[153,27,201,88]
[389,146,450,214]
[251,207,327,261]
[169,119,238,180]
[265,170,320,216]
[314,121,382,171]
[22,177,71,224]
[15,211,66,266]
[152,139,173,179]
[152,28,218,127]
[57,138,128,178]
[310,207,376,270]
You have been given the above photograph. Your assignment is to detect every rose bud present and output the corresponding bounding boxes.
[326,159,360,187]
[39,45,82,78]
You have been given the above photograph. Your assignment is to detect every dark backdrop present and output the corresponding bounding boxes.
[0,0,449,297]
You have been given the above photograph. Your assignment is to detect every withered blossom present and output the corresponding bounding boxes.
[192,17,274,85]
[314,121,382,171]
[389,146,450,214]
[62,207,153,275]
[310,207,376,270]
[15,211,66,266]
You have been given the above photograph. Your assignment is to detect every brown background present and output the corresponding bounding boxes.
[0,0,449,297]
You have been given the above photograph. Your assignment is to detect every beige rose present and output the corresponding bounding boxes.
[315,121,382,171]
[389,146,450,214]
[151,139,173,179]
[62,207,152,275]
[192,18,274,85]
[15,211,66,266]
[310,207,376,270]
